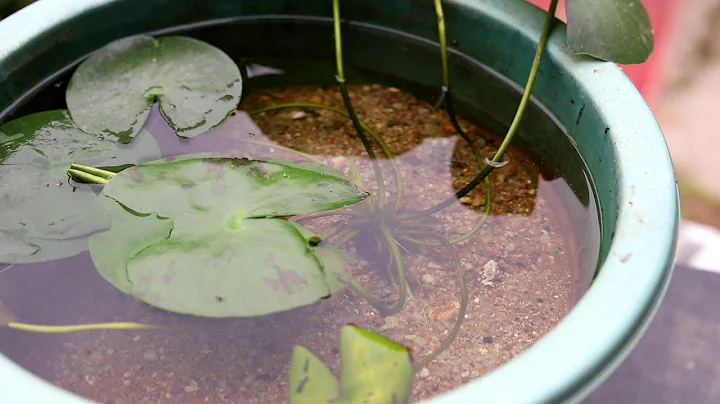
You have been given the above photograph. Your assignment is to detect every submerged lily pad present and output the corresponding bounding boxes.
[0,110,160,264]
[90,156,367,317]
[289,325,414,404]
[66,35,243,143]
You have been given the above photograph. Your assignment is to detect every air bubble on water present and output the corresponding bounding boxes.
[484,157,508,168]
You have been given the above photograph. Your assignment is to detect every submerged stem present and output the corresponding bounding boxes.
[348,224,408,317]
[7,321,167,333]
[411,233,467,370]
[399,0,559,221]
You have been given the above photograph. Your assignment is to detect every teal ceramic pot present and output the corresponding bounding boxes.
[0,0,678,403]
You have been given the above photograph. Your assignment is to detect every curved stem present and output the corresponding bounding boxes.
[248,102,404,210]
[411,233,467,370]
[7,321,167,333]
[348,224,408,317]
[398,0,558,221]
[401,176,492,246]
[336,228,360,247]
[333,0,388,210]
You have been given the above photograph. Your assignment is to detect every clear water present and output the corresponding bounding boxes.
[0,18,601,403]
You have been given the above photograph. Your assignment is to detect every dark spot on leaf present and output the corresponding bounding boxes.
[157,171,166,179]
[308,236,321,246]
[215,295,224,302]
[604,127,610,135]
[303,357,310,372]
[451,39,459,46]
[316,182,329,188]
[296,376,308,394]
[180,180,196,189]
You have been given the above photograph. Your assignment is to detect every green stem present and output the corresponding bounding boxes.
[248,102,404,210]
[412,233,467,370]
[7,321,167,333]
[332,0,388,211]
[69,163,116,179]
[433,0,449,110]
[67,169,109,185]
[398,0,558,221]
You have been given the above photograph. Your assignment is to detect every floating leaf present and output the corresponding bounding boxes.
[90,156,367,317]
[66,35,243,143]
[0,110,160,264]
[289,325,414,404]
[566,0,653,64]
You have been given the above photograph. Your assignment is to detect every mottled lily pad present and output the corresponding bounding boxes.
[289,325,414,404]
[0,110,160,264]
[566,0,653,64]
[90,155,367,317]
[66,35,242,143]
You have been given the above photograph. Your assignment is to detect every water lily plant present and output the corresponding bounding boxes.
[0,0,653,401]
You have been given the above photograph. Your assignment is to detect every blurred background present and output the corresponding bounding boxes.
[2,0,720,402]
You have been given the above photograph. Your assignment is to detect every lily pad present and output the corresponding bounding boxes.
[289,325,414,404]
[66,35,243,143]
[566,0,653,64]
[90,156,367,317]
[0,110,160,264]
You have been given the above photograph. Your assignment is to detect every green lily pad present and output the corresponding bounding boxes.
[0,110,160,264]
[90,156,367,317]
[566,0,653,64]
[289,325,414,404]
[66,35,243,143]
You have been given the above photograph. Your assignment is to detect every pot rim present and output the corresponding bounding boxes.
[0,0,678,403]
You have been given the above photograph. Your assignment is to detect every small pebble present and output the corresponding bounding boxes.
[143,350,158,361]
[380,316,400,330]
[418,368,430,378]
[421,274,436,284]
[184,384,200,393]
[290,111,307,120]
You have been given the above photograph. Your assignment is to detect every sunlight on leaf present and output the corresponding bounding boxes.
[0,110,160,264]
[289,325,414,404]
[90,155,367,317]
[566,0,653,64]
[66,35,243,143]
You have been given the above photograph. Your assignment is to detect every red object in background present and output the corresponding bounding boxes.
[526,0,678,110]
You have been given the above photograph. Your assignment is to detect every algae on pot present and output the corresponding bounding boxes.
[0,0,653,402]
